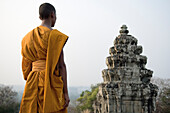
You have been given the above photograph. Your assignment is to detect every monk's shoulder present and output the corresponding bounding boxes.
[51,29,69,39]
[22,29,34,46]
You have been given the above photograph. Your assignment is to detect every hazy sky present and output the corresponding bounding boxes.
[0,0,170,86]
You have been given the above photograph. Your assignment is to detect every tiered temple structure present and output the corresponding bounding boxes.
[93,25,158,113]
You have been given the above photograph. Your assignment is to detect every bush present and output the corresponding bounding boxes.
[76,84,99,112]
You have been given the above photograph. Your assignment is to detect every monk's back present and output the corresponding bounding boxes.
[20,3,69,113]
[20,25,68,113]
[22,26,51,61]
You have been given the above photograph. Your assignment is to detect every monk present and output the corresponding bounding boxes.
[19,3,70,113]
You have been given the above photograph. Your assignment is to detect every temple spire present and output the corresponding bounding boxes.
[119,24,129,35]
[93,25,158,113]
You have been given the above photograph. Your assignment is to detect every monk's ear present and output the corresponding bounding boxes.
[51,12,55,18]
[39,15,43,20]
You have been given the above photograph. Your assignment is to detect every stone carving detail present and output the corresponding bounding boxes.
[93,25,158,113]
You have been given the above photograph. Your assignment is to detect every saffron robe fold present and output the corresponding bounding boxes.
[20,26,68,113]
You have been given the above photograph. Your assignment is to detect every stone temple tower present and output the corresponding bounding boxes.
[93,25,158,113]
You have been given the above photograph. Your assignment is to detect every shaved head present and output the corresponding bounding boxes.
[39,3,56,20]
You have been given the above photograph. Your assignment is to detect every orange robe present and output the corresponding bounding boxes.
[20,26,68,113]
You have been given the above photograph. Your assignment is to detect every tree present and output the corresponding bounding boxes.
[76,84,99,113]
[151,77,170,113]
[155,87,170,113]
[0,85,20,113]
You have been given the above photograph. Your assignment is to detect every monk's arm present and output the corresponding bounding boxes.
[22,57,32,80]
[58,50,68,95]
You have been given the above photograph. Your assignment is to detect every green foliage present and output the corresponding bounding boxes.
[76,84,99,112]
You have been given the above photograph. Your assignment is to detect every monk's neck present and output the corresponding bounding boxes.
[41,20,52,30]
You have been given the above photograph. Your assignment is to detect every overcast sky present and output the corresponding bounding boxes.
[0,0,170,86]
